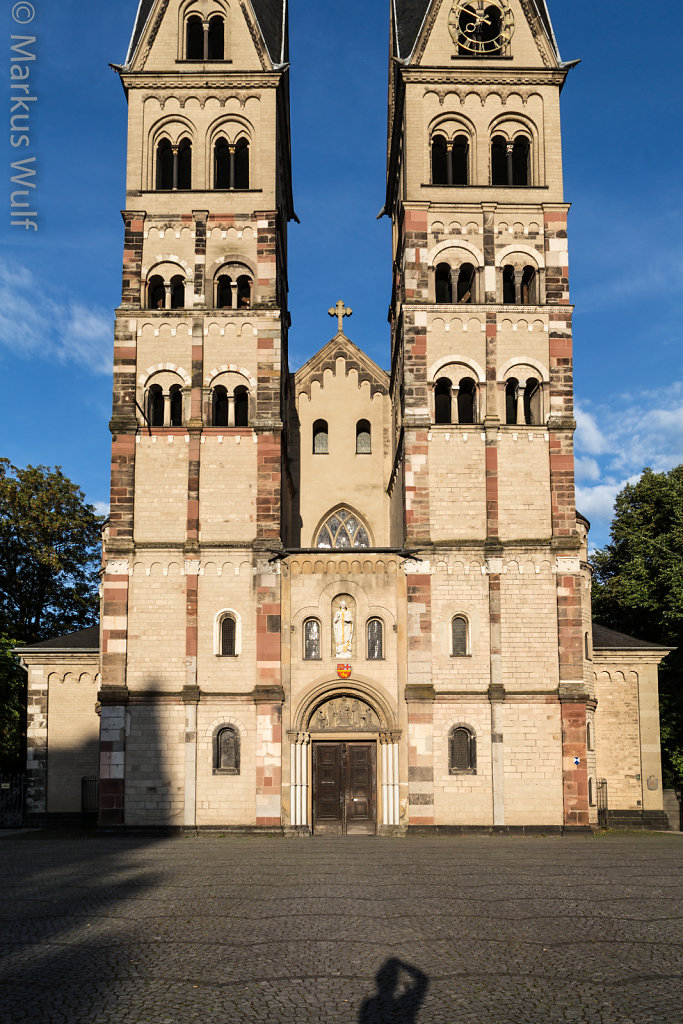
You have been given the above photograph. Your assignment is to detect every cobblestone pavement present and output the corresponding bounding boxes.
[0,832,681,1024]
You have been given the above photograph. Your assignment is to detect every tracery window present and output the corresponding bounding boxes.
[449,726,476,773]
[214,726,240,774]
[316,508,370,549]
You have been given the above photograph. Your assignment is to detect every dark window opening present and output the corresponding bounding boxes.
[214,138,231,189]
[512,137,530,186]
[221,616,237,657]
[216,274,232,308]
[147,384,164,428]
[505,379,518,425]
[186,16,204,60]
[503,265,516,304]
[432,134,469,186]
[177,138,192,190]
[452,135,469,185]
[212,385,228,427]
[524,377,541,426]
[457,378,476,424]
[147,274,165,310]
[156,139,174,191]
[234,138,250,189]
[356,419,371,454]
[234,386,249,427]
[452,615,468,656]
[457,262,475,303]
[367,619,384,660]
[304,619,321,660]
[236,275,251,308]
[207,16,224,59]
[449,727,476,773]
[491,135,508,186]
[313,419,328,454]
[435,263,453,303]
[215,726,240,774]
[170,274,185,309]
[434,378,452,425]
[521,265,536,305]
[169,384,183,427]
[432,135,448,184]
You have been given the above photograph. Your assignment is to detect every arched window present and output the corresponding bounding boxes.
[502,265,516,304]
[523,378,541,425]
[456,263,475,303]
[147,274,166,310]
[449,727,476,773]
[147,384,164,428]
[216,274,232,308]
[452,135,469,185]
[234,138,250,190]
[156,139,174,191]
[303,619,321,660]
[521,265,536,305]
[367,619,384,660]
[169,384,183,427]
[220,615,237,657]
[586,721,594,751]
[234,386,249,427]
[236,275,251,309]
[356,420,371,454]
[186,15,204,60]
[512,137,530,186]
[457,378,476,425]
[177,138,192,189]
[434,378,452,425]
[435,263,452,303]
[316,508,370,549]
[491,135,508,186]
[214,138,231,189]
[313,419,329,454]
[170,275,185,309]
[451,615,469,656]
[432,134,448,185]
[505,379,518,425]
[212,385,229,427]
[207,16,225,59]
[214,726,240,774]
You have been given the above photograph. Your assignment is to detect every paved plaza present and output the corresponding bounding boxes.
[0,832,681,1023]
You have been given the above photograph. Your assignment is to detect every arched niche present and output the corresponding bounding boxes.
[296,682,396,734]
[308,694,382,733]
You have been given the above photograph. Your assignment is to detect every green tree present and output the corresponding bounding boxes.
[0,460,103,644]
[591,466,683,788]
[0,634,24,773]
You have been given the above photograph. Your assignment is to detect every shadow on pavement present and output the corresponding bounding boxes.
[358,957,429,1023]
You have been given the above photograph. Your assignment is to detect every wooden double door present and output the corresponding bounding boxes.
[312,741,377,835]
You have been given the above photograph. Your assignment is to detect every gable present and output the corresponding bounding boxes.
[125,0,287,71]
[295,337,390,402]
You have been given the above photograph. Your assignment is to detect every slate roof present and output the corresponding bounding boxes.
[592,622,671,652]
[392,0,561,63]
[17,625,100,654]
[126,0,288,67]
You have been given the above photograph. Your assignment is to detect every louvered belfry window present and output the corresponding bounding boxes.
[449,727,476,774]
[221,616,236,657]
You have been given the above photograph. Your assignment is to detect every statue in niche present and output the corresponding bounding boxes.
[334,600,354,656]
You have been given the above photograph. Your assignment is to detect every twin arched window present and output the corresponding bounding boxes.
[432,134,469,185]
[505,377,542,426]
[186,15,225,61]
[211,385,249,427]
[449,727,476,773]
[216,272,252,309]
[434,377,477,425]
[502,264,537,305]
[214,137,250,190]
[147,274,186,310]
[492,135,530,187]
[435,262,476,304]
[156,138,192,190]
[214,725,240,774]
[145,379,184,428]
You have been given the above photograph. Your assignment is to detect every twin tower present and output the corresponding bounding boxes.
[95,0,597,833]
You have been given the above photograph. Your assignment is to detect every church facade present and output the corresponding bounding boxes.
[19,0,671,832]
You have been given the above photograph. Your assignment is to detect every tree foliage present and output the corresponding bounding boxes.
[591,466,683,787]
[0,634,24,773]
[0,459,103,643]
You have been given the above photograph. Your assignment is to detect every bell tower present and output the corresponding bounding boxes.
[98,0,294,826]
[387,1,593,829]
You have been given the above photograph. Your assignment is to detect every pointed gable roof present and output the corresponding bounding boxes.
[125,0,288,68]
[393,0,561,63]
[295,334,390,401]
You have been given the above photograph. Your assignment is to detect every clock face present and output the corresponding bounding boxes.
[449,1,515,55]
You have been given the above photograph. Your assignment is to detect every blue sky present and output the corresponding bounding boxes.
[1,0,681,548]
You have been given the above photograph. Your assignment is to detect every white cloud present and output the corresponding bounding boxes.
[0,260,112,375]
[575,476,639,530]
[575,404,608,455]
[93,501,110,518]
[574,456,601,482]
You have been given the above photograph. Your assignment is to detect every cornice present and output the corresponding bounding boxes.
[120,73,281,91]
[404,69,567,87]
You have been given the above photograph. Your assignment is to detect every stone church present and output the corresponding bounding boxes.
[19,0,671,832]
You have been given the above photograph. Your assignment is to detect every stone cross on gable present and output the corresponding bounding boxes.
[328,300,353,334]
